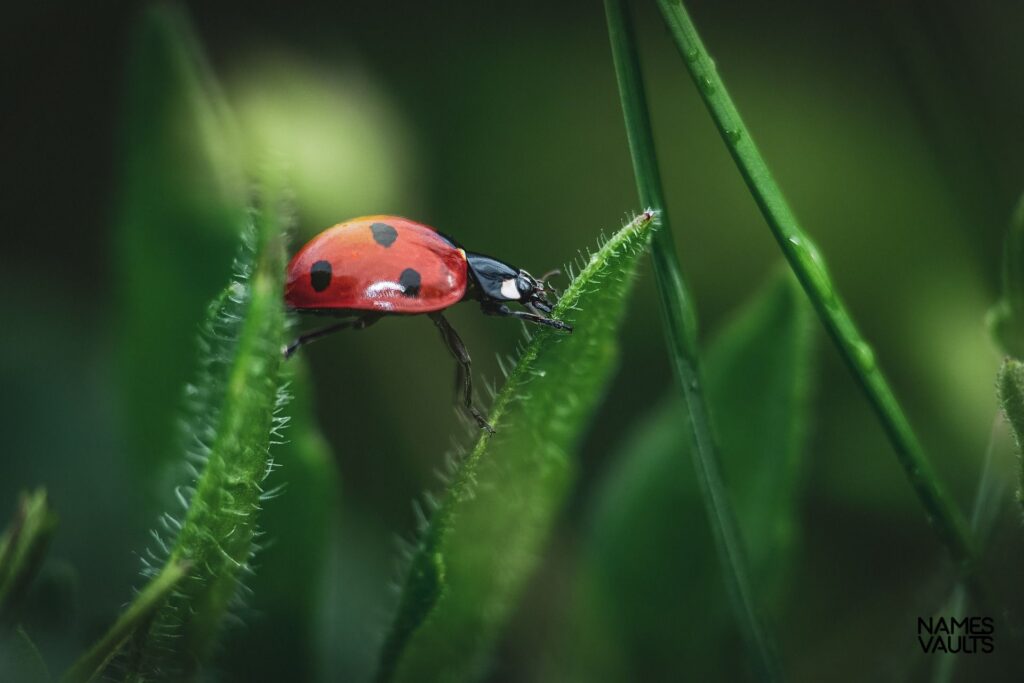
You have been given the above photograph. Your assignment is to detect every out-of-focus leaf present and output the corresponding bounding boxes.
[219,360,340,682]
[0,626,50,683]
[562,270,814,681]
[115,3,246,489]
[229,55,416,236]
[0,489,58,626]
[376,211,658,683]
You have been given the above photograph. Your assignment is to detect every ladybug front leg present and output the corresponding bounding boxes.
[429,312,494,433]
[480,302,573,333]
[284,313,381,358]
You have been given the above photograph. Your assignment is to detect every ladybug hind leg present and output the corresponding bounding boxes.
[429,312,494,433]
[284,313,381,358]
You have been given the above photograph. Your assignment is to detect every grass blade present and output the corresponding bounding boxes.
[62,561,189,683]
[559,270,813,681]
[376,210,658,683]
[218,360,340,682]
[604,0,780,678]
[113,6,339,675]
[122,181,290,680]
[654,0,975,576]
[0,489,58,626]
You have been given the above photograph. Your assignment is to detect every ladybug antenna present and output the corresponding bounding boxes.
[537,268,564,297]
[538,268,561,284]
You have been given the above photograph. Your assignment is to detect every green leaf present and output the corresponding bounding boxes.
[997,358,1024,510]
[0,489,58,626]
[561,270,814,681]
[376,210,658,683]
[987,195,1024,358]
[122,181,290,680]
[115,3,246,490]
[111,5,340,677]
[62,561,189,683]
[218,360,340,682]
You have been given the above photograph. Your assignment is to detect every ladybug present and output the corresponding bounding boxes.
[284,215,571,431]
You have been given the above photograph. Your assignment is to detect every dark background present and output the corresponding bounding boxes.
[3,0,1023,680]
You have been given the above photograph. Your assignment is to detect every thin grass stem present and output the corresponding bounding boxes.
[604,1,781,679]
[654,0,976,576]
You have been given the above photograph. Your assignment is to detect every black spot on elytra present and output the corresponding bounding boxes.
[310,260,332,292]
[371,222,398,247]
[399,268,421,297]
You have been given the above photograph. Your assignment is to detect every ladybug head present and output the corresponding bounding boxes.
[466,253,559,312]
[514,269,560,314]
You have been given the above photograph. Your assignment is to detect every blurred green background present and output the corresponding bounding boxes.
[3,0,1023,680]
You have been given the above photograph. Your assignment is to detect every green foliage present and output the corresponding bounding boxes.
[653,0,975,578]
[604,1,780,677]
[122,186,290,680]
[561,270,814,681]
[115,3,246,490]
[0,490,58,626]
[218,361,340,682]
[109,6,339,679]
[377,210,658,682]
[988,195,1024,358]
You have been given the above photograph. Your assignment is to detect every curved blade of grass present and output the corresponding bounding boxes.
[62,561,189,683]
[115,3,246,492]
[654,0,976,577]
[558,270,813,681]
[0,489,58,626]
[120,182,290,680]
[604,1,780,679]
[376,210,658,683]
[988,194,1024,358]
[114,5,340,675]
[218,360,340,682]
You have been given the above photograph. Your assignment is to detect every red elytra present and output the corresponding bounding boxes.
[285,216,468,314]
[284,215,572,432]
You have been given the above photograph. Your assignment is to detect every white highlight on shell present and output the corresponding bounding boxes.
[365,281,405,298]
[501,278,520,299]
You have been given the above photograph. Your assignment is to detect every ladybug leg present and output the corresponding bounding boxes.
[480,302,573,333]
[429,312,494,433]
[284,314,380,358]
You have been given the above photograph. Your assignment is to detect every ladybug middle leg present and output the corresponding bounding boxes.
[429,312,494,433]
[284,313,381,358]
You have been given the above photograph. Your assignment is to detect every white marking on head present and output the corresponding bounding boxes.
[500,278,520,300]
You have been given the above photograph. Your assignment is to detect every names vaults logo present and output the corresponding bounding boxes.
[917,616,994,654]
